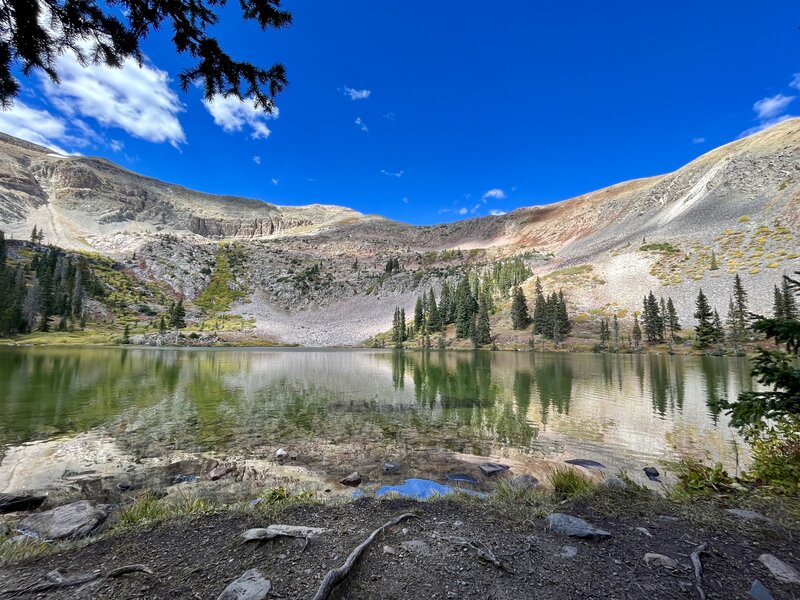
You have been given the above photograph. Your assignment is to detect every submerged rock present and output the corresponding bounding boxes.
[340,472,362,487]
[759,554,800,585]
[0,493,46,514]
[546,513,611,541]
[565,459,606,470]
[446,473,479,484]
[18,500,110,540]
[217,569,271,600]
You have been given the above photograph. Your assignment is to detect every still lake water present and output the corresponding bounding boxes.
[0,347,753,481]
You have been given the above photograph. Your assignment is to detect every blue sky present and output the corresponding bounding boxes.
[2,1,799,224]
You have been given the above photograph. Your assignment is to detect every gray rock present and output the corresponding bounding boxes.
[478,463,510,477]
[726,509,776,524]
[0,493,46,514]
[599,476,627,489]
[275,448,288,461]
[749,579,775,600]
[383,545,398,555]
[217,569,271,600]
[643,466,661,481]
[446,473,479,484]
[560,545,578,559]
[400,539,431,555]
[172,474,198,485]
[635,527,653,538]
[510,475,539,490]
[565,459,606,470]
[209,463,237,481]
[18,500,110,541]
[644,553,679,569]
[546,513,611,541]
[759,554,800,585]
[340,472,362,487]
[383,462,400,473]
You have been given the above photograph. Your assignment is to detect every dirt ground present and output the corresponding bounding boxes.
[1,495,799,600]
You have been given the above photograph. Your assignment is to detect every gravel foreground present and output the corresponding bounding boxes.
[1,495,799,599]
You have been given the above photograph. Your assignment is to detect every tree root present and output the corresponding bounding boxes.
[448,536,511,573]
[312,513,416,600]
[1,564,153,597]
[690,542,708,600]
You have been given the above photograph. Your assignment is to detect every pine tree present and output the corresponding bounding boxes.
[642,291,663,344]
[712,309,725,348]
[732,273,749,333]
[613,314,619,352]
[427,289,440,333]
[474,300,491,346]
[694,289,715,349]
[659,297,668,341]
[632,313,642,349]
[532,277,546,335]
[666,297,680,341]
[414,296,424,333]
[556,290,571,338]
[709,250,719,270]
[510,286,530,330]
[400,308,407,341]
[169,299,186,329]
[727,297,744,352]
[122,324,131,344]
[455,274,476,338]
[439,282,452,327]
[30,226,38,244]
[0,230,6,272]
[159,315,167,334]
[774,285,786,319]
[783,277,798,320]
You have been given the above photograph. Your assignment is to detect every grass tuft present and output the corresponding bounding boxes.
[548,467,596,500]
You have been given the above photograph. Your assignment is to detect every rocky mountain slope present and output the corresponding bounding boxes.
[0,119,798,346]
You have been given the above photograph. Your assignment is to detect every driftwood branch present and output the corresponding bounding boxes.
[690,542,708,600]
[312,513,416,600]
[242,524,327,542]
[1,564,153,597]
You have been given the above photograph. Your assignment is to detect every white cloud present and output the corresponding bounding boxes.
[482,188,506,201]
[42,49,186,147]
[109,139,124,152]
[355,117,368,132]
[0,100,73,154]
[790,73,800,90]
[753,94,795,120]
[692,137,705,144]
[203,95,277,140]
[380,169,403,177]
[383,112,395,120]
[458,207,468,215]
[342,86,371,100]
[402,197,409,204]
[271,178,279,185]
[253,155,262,165]
[489,209,507,216]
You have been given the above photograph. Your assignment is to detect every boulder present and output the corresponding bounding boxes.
[0,493,46,514]
[759,554,800,585]
[340,472,362,487]
[635,527,653,538]
[644,553,679,569]
[749,579,775,600]
[18,500,110,540]
[546,513,611,541]
[382,463,401,474]
[275,448,289,461]
[599,476,627,489]
[209,463,237,481]
[510,475,539,490]
[217,569,271,600]
[643,467,661,481]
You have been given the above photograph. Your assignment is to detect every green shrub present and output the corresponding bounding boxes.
[745,420,800,494]
[672,459,740,499]
[640,242,679,254]
[548,467,595,499]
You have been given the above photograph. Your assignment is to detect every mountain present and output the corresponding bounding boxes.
[0,119,798,346]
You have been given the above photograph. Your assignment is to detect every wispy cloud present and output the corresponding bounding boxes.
[203,96,277,139]
[482,188,506,201]
[271,178,279,185]
[253,155,261,165]
[380,169,403,178]
[355,117,368,132]
[753,94,795,120]
[791,73,800,91]
[740,92,796,137]
[692,137,705,144]
[0,100,74,154]
[383,112,395,120]
[489,209,507,216]
[41,47,185,147]
[402,197,409,204]
[342,86,371,100]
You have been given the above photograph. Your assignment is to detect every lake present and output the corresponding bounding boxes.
[0,348,752,501]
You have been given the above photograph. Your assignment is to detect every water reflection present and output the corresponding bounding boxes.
[0,347,753,471]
